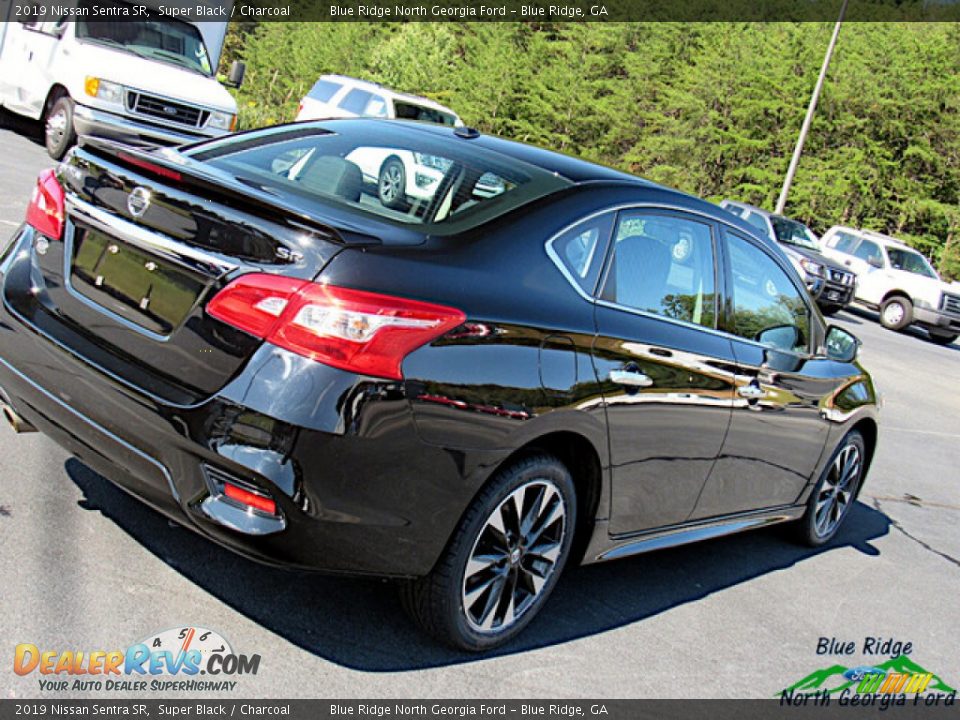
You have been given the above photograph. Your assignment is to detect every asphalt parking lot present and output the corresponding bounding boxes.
[0,113,957,700]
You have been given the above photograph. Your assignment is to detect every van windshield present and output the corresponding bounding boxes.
[188,123,572,234]
[76,1,213,76]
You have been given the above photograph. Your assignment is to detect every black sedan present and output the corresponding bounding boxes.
[0,120,878,650]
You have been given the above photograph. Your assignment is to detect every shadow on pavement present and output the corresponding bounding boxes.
[65,457,891,671]
[0,108,44,147]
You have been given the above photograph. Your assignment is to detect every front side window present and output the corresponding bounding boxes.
[601,211,717,329]
[887,248,937,278]
[727,233,811,354]
[393,101,458,126]
[852,238,882,265]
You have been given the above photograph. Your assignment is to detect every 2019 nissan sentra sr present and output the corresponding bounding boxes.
[0,120,878,650]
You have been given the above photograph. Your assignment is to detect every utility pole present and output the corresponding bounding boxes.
[775,0,848,214]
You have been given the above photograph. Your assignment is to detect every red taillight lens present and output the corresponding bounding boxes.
[207,274,465,380]
[25,169,65,240]
[223,481,277,515]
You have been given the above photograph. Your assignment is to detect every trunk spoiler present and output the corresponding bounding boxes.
[76,137,384,247]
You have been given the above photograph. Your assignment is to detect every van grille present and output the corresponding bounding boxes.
[941,292,960,316]
[126,91,208,129]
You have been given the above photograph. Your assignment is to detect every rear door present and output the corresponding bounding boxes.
[592,208,738,535]
[691,229,838,518]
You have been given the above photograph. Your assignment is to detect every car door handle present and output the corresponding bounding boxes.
[737,384,766,400]
[609,370,653,388]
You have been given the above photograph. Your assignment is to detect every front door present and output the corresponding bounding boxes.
[692,229,840,518]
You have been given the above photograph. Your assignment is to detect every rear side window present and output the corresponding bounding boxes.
[726,233,811,354]
[189,125,571,235]
[548,213,614,295]
[339,89,373,114]
[601,211,717,329]
[308,79,342,103]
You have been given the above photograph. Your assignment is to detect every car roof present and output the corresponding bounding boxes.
[826,225,909,248]
[316,75,461,118]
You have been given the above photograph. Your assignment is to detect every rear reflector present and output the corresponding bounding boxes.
[25,169,65,240]
[207,274,465,380]
[223,481,277,515]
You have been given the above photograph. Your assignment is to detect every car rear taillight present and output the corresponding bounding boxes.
[25,169,65,240]
[207,274,465,380]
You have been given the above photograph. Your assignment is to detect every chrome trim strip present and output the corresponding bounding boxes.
[66,195,238,276]
[544,201,820,359]
[593,505,805,563]
[0,355,181,502]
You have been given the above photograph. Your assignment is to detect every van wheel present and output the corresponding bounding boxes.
[400,453,576,651]
[928,330,958,346]
[45,96,76,160]
[879,295,912,331]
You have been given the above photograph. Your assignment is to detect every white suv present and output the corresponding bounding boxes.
[820,226,960,345]
[296,75,462,126]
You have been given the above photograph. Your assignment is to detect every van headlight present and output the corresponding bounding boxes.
[84,77,124,105]
[208,111,237,131]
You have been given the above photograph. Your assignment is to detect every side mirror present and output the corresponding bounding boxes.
[226,60,246,89]
[867,255,884,269]
[756,324,802,352]
[823,325,860,362]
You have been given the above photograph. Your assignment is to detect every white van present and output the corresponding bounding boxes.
[0,1,243,159]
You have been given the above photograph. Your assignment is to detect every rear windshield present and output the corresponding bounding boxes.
[188,123,571,233]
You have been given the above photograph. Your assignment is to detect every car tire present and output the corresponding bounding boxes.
[378,158,407,210]
[879,295,913,331]
[927,330,958,346]
[44,96,76,160]
[400,453,577,651]
[819,304,841,317]
[795,430,866,547]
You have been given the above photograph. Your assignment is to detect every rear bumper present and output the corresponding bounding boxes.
[914,306,960,333]
[0,228,488,578]
[73,103,221,148]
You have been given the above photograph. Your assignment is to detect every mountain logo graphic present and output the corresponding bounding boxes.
[780,655,956,697]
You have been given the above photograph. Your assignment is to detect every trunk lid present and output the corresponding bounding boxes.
[7,142,346,403]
